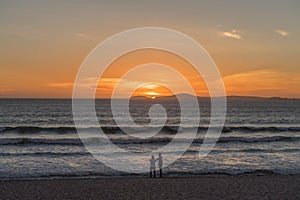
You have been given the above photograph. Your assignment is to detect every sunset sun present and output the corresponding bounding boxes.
[131,83,174,99]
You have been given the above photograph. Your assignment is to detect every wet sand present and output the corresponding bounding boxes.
[0,175,299,200]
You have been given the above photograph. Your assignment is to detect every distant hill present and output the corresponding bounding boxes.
[130,94,298,101]
[226,96,292,101]
[131,93,199,101]
[156,93,196,101]
[130,96,150,100]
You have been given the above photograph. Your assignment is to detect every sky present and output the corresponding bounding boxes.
[0,0,299,98]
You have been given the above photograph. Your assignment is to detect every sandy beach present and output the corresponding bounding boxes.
[0,174,299,200]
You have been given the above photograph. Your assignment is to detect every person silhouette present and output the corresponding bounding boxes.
[149,155,157,178]
[157,153,163,177]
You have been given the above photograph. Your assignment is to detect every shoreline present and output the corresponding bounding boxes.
[1,170,299,181]
[1,174,299,200]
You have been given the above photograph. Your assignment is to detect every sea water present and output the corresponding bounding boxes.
[0,98,299,178]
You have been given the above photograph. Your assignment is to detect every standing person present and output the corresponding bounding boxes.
[149,155,156,178]
[158,153,163,178]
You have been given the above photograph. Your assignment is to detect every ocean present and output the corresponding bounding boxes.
[0,98,299,179]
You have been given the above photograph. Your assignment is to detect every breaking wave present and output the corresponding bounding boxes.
[0,136,299,146]
[1,125,300,134]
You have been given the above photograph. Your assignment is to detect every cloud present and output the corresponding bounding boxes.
[75,33,91,38]
[98,78,145,91]
[0,88,15,96]
[100,78,120,83]
[144,91,160,96]
[275,30,288,36]
[223,69,300,97]
[143,84,160,89]
[0,88,15,93]
[48,82,74,88]
[48,77,117,89]
[221,29,242,39]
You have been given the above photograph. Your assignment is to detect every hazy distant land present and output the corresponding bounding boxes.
[131,93,299,101]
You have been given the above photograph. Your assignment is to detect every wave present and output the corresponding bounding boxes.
[0,152,91,157]
[1,125,300,134]
[0,138,83,145]
[0,135,299,146]
[1,147,299,157]
[200,148,300,154]
[0,126,125,134]
[108,136,299,145]
[163,169,299,176]
[215,135,298,143]
[221,126,300,133]
[0,126,78,134]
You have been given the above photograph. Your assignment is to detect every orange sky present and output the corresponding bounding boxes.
[96,49,208,98]
[0,1,299,98]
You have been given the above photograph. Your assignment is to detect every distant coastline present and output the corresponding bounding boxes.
[0,94,299,100]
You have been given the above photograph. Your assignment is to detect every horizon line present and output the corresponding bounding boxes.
[0,95,299,100]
